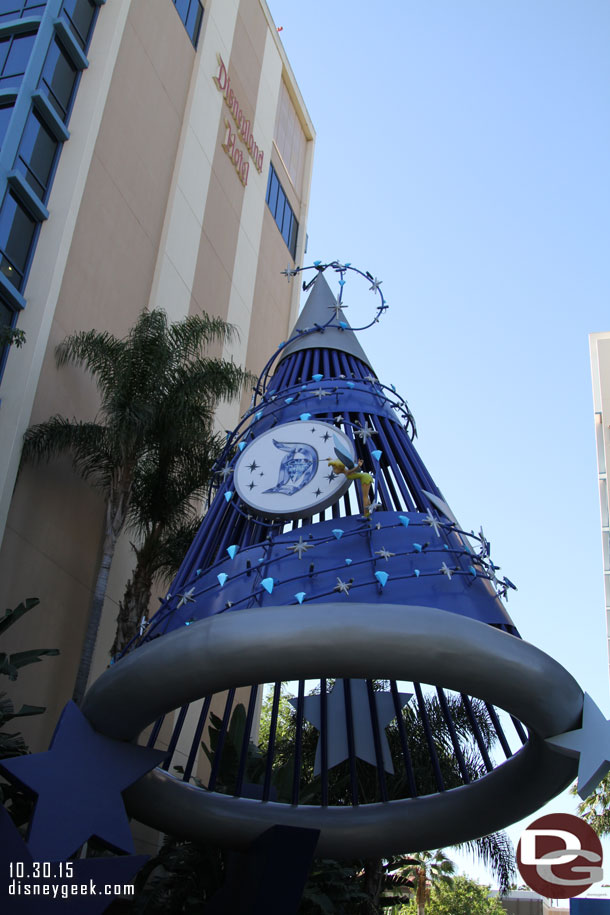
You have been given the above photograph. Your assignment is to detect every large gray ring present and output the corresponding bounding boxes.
[82,604,582,857]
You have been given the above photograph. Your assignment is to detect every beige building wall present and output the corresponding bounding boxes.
[0,0,314,754]
[590,331,610,685]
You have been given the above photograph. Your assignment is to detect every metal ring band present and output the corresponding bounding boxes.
[82,604,582,857]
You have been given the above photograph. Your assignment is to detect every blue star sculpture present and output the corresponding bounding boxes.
[0,701,167,860]
[546,693,610,799]
[0,807,148,914]
[291,679,411,775]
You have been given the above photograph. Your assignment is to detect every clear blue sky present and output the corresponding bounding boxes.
[268,0,610,888]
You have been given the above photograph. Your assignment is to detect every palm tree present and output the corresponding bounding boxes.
[455,832,516,898]
[111,518,201,656]
[575,772,610,836]
[21,309,252,704]
[400,850,455,915]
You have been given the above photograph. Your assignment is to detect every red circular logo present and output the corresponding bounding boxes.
[517,813,603,898]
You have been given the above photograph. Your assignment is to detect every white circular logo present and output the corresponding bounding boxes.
[234,420,356,519]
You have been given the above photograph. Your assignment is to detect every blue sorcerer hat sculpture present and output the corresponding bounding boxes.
[3,263,610,907]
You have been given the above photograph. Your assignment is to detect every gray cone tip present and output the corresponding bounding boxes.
[277,271,374,371]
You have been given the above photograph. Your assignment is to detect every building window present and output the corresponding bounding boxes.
[0,295,15,371]
[172,0,203,48]
[266,163,298,259]
[61,0,96,51]
[0,1,46,23]
[0,31,37,89]
[0,296,13,330]
[15,108,58,199]
[0,100,14,146]
[39,37,77,121]
[0,190,37,288]
[273,81,307,195]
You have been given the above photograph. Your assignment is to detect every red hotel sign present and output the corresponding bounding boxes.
[214,55,264,187]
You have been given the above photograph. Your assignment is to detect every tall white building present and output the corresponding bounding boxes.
[0,0,315,751]
[589,331,610,682]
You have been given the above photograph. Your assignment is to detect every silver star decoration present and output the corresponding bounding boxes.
[334,577,353,595]
[177,587,196,608]
[424,509,443,537]
[286,537,314,559]
[375,547,396,561]
[328,302,345,318]
[313,388,331,399]
[290,679,411,775]
[281,266,298,278]
[546,694,610,798]
[217,462,233,481]
[369,277,382,292]
[439,562,453,580]
[356,422,375,443]
[484,559,500,587]
[478,526,490,555]
[364,374,378,385]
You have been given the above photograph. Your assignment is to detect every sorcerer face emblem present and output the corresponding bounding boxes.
[233,420,356,519]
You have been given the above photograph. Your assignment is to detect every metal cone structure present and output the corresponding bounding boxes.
[83,263,608,859]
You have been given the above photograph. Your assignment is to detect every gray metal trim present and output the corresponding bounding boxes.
[277,273,374,370]
[83,604,582,857]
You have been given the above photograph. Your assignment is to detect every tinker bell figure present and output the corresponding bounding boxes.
[327,444,375,518]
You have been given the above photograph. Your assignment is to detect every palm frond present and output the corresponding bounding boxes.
[168,312,240,360]
[456,831,516,894]
[22,417,117,489]
[55,329,122,399]
[179,357,255,404]
[147,518,202,583]
[576,772,610,835]
[0,598,39,636]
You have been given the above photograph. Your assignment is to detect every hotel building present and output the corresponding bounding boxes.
[590,332,610,683]
[0,0,315,751]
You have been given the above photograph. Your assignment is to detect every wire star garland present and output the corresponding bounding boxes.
[286,537,315,559]
[334,577,353,595]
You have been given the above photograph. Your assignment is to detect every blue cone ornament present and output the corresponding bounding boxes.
[81,264,607,860]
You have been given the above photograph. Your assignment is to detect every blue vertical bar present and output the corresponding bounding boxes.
[182,695,212,782]
[207,688,236,791]
[366,679,388,802]
[320,678,328,806]
[414,682,445,792]
[390,680,417,797]
[435,687,470,783]
[460,693,493,773]
[235,684,259,796]
[160,703,189,771]
[342,678,359,806]
[291,679,305,806]
[262,681,281,801]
